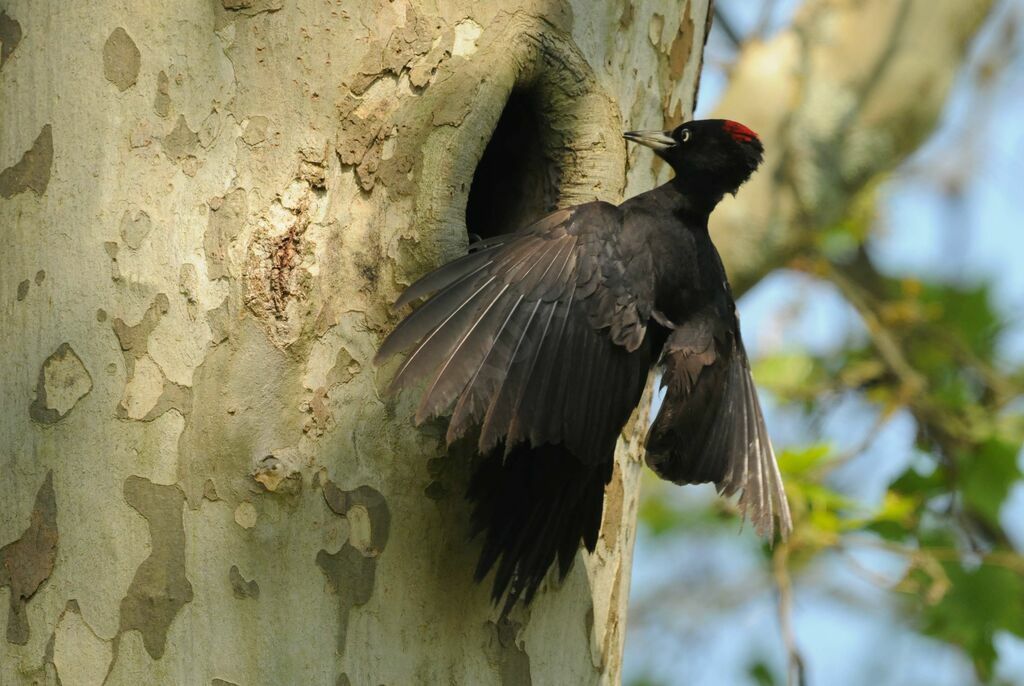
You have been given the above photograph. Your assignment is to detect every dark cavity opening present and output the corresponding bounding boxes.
[466,89,560,241]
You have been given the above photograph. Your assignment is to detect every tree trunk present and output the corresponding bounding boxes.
[0,1,709,683]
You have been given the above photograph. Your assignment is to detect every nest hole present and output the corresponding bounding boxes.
[465,89,561,241]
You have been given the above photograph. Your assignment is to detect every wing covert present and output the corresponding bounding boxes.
[646,309,793,539]
[375,202,656,464]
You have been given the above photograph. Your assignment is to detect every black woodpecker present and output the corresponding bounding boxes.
[374,118,792,615]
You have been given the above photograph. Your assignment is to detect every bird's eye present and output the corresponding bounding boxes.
[678,129,691,143]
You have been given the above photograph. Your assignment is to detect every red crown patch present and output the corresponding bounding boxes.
[723,120,758,143]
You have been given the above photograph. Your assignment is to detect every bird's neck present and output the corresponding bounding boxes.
[648,177,724,225]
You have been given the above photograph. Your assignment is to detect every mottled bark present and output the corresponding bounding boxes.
[0,1,709,683]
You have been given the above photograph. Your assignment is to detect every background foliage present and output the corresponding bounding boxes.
[625,1,1024,684]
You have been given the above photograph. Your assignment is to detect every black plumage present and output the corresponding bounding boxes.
[374,118,792,613]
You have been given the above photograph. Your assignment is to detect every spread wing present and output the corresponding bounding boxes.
[375,202,657,464]
[645,308,793,538]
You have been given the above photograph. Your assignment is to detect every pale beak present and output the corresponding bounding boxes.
[623,130,676,151]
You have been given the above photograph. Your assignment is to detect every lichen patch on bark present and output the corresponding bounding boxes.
[102,27,141,92]
[0,472,58,645]
[0,125,53,198]
[117,477,193,659]
[29,344,92,424]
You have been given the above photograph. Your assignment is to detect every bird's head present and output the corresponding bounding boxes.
[624,119,764,197]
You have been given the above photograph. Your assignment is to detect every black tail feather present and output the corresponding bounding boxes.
[466,442,613,616]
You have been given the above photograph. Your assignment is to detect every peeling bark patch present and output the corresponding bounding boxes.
[0,472,58,645]
[0,124,53,198]
[241,116,269,146]
[206,189,247,280]
[221,0,283,15]
[53,600,113,685]
[303,387,332,436]
[452,20,483,57]
[118,476,193,659]
[298,146,327,189]
[326,347,360,386]
[669,11,696,82]
[599,465,624,550]
[119,209,152,249]
[30,343,93,424]
[317,481,387,654]
[228,565,260,599]
[112,294,169,362]
[202,479,220,502]
[322,481,390,557]
[0,11,22,69]
[666,6,696,127]
[212,679,239,686]
[252,455,299,492]
[487,619,533,686]
[315,544,376,655]
[102,27,141,91]
[343,5,439,96]
[244,184,317,342]
[154,71,170,117]
[162,115,200,173]
[234,501,257,529]
[118,355,165,419]
[199,110,222,149]
[122,374,191,422]
[112,294,192,421]
[206,300,231,344]
[335,94,389,181]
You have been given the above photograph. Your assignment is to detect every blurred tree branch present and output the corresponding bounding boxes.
[710,0,995,294]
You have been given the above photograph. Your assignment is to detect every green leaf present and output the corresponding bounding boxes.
[958,437,1023,527]
[777,444,833,477]
[753,353,823,399]
[637,493,680,537]
[919,562,1024,679]
[746,659,779,686]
